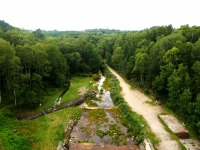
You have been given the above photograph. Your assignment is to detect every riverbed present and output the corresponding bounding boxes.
[69,74,137,149]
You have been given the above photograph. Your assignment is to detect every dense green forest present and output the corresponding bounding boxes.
[0,20,200,138]
[0,20,103,107]
[99,25,200,138]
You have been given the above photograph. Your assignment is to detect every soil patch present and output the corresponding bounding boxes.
[79,87,88,96]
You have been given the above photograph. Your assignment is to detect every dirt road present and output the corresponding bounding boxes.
[107,66,180,150]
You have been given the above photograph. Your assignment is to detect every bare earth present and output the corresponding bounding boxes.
[79,87,88,96]
[107,66,180,150]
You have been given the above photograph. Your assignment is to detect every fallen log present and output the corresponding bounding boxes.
[20,91,96,120]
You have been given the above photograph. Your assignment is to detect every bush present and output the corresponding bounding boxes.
[6,134,31,150]
[113,94,124,105]
[0,108,32,150]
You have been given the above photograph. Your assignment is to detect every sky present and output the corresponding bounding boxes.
[0,0,199,31]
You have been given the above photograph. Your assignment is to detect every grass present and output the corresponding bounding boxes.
[85,109,108,125]
[61,76,95,103]
[0,108,35,150]
[32,107,82,150]
[0,107,82,150]
[0,75,98,150]
[36,88,62,112]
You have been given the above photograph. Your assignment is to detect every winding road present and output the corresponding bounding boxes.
[107,66,180,150]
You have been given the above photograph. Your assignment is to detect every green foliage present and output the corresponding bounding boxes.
[1,20,200,139]
[100,25,200,138]
[5,135,31,150]
[0,21,103,108]
[96,130,108,138]
[0,107,82,150]
[46,44,69,87]
[0,109,32,150]
[133,52,148,81]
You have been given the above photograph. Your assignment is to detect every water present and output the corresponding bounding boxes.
[93,74,114,108]
[68,74,135,149]
[96,74,106,98]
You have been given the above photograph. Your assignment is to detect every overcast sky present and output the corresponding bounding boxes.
[0,0,199,31]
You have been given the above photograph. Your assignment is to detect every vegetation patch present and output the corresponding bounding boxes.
[32,107,82,149]
[85,109,108,125]
[15,76,94,117]
[0,108,35,150]
[61,77,95,103]
[96,130,108,138]
[85,96,102,107]
[0,107,82,150]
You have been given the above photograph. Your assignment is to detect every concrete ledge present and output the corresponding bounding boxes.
[159,115,189,139]
[180,139,200,150]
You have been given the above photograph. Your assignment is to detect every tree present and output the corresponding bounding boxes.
[15,43,51,106]
[105,51,112,65]
[65,52,82,74]
[167,64,190,108]
[163,47,180,67]
[32,29,44,40]
[191,61,200,97]
[46,44,69,87]
[0,38,20,105]
[112,46,124,70]
[133,53,148,82]
[97,36,115,58]
[167,70,182,105]
[179,88,192,115]
[125,56,135,79]
[5,28,36,46]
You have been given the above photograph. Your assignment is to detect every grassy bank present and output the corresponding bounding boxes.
[32,107,81,150]
[0,107,81,150]
[0,75,96,150]
[105,67,159,145]
[15,76,95,117]
[37,76,95,112]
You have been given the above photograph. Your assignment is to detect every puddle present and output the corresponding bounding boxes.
[93,75,114,108]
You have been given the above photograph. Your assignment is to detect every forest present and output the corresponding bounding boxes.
[0,20,200,138]
[0,20,103,107]
[99,25,200,138]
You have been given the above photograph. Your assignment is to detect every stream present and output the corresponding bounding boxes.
[68,74,136,149]
[92,75,114,108]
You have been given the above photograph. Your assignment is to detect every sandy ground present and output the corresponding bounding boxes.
[107,66,180,150]
[79,87,88,96]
